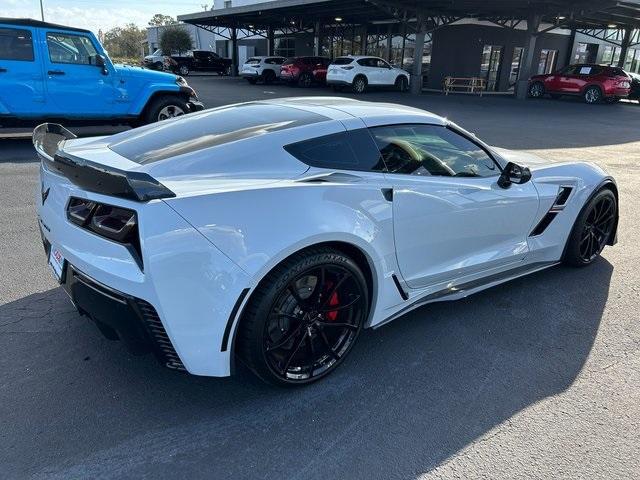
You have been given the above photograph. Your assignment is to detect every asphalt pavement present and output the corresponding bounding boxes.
[1,76,639,479]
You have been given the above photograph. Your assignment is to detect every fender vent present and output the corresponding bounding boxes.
[529,186,573,237]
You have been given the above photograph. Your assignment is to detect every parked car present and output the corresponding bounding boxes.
[143,48,165,70]
[625,71,640,102]
[326,56,410,93]
[280,56,332,87]
[170,50,232,76]
[528,64,631,104]
[240,56,286,84]
[0,18,203,125]
[34,98,618,385]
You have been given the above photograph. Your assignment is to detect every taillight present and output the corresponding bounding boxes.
[67,197,142,268]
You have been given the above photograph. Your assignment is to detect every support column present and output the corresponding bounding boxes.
[313,21,321,56]
[231,27,238,76]
[618,27,632,67]
[515,13,542,99]
[360,25,368,55]
[267,26,274,56]
[386,24,393,62]
[410,18,426,95]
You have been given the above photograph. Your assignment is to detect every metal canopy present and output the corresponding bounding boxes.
[178,0,640,30]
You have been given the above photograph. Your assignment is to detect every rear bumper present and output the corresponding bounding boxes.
[604,87,630,98]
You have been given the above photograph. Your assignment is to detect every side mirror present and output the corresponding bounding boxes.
[95,54,108,75]
[498,161,532,188]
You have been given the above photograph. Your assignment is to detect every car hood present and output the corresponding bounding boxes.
[114,63,177,82]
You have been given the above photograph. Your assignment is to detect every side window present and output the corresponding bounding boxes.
[0,28,34,61]
[284,129,385,172]
[46,32,98,65]
[376,58,390,68]
[370,124,499,178]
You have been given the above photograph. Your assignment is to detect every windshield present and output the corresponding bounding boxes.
[152,49,163,56]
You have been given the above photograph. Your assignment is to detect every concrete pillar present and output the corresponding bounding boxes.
[360,25,368,55]
[410,18,426,95]
[267,26,274,56]
[618,27,633,68]
[313,21,321,56]
[231,27,238,76]
[515,13,542,99]
[386,24,393,61]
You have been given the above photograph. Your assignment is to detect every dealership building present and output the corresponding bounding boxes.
[175,0,640,96]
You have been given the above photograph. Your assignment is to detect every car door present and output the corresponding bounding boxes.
[553,65,577,92]
[42,29,120,117]
[359,58,381,84]
[0,25,46,116]
[371,123,540,289]
[375,58,396,85]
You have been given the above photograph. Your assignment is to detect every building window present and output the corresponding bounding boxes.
[537,49,557,75]
[508,47,524,91]
[574,42,598,64]
[625,48,640,73]
[480,45,504,91]
[274,37,295,58]
[224,0,232,7]
[601,45,621,66]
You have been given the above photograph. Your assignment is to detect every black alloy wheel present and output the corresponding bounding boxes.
[564,189,617,266]
[528,81,545,98]
[238,248,368,386]
[584,85,602,104]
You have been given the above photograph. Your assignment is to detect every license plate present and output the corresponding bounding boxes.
[48,246,65,283]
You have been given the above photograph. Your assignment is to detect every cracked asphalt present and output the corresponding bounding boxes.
[1,77,639,479]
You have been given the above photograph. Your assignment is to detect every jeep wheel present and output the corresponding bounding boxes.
[144,95,188,124]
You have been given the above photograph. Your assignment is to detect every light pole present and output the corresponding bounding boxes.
[39,0,45,21]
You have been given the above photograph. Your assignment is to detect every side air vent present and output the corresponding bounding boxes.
[529,186,573,237]
[136,300,185,371]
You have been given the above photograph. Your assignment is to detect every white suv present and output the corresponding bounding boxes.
[326,56,411,93]
[241,56,287,84]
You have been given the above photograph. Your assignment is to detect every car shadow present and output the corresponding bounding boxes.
[0,259,612,479]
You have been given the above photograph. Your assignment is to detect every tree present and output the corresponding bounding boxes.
[159,26,193,55]
[103,23,146,58]
[148,14,177,27]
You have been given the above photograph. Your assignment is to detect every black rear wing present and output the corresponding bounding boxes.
[33,123,175,202]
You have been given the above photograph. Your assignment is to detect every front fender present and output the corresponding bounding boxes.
[128,84,182,115]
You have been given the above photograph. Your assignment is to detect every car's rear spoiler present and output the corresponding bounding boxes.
[33,123,175,202]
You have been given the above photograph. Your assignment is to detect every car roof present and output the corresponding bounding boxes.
[260,97,446,126]
[0,17,91,33]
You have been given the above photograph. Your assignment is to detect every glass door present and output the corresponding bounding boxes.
[508,47,523,91]
[480,45,504,91]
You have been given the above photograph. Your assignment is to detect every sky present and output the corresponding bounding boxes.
[2,0,209,33]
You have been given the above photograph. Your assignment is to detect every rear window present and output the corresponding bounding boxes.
[109,103,329,164]
[284,129,385,172]
[283,59,294,65]
[332,57,353,65]
[0,28,34,61]
[245,57,261,64]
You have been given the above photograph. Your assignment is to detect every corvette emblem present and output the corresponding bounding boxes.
[41,184,50,205]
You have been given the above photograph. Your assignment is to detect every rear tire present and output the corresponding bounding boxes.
[298,72,313,87]
[143,95,188,124]
[178,64,189,76]
[563,189,617,267]
[237,247,369,386]
[352,75,367,94]
[584,85,602,104]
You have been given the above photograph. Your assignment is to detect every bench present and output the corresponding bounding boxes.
[443,77,487,96]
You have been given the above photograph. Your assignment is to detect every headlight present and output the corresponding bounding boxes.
[175,76,188,87]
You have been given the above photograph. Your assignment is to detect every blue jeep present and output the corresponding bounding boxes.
[0,18,203,126]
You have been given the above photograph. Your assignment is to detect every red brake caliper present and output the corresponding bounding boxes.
[326,289,339,321]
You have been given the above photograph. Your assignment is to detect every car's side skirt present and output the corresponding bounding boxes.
[374,261,560,329]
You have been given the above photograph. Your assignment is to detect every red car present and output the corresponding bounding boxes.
[280,56,332,87]
[528,64,631,104]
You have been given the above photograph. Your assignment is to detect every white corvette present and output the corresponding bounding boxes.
[34,98,618,385]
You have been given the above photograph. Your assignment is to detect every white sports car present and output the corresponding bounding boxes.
[34,98,618,386]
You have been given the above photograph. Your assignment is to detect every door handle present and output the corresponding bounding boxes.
[0,67,7,73]
[47,70,65,75]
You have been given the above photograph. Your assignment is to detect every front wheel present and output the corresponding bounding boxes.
[395,76,409,92]
[143,95,188,124]
[237,247,369,386]
[564,189,617,267]
[528,81,545,98]
[178,64,189,76]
